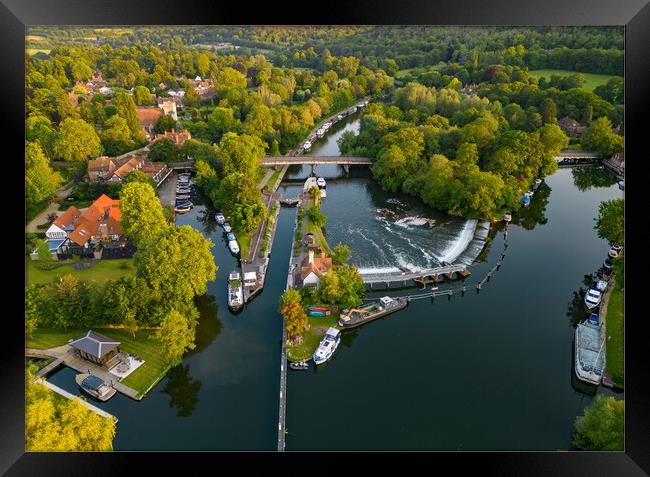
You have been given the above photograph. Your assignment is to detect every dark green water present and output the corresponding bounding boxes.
[47,112,623,450]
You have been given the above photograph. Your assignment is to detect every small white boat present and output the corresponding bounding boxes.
[227,271,244,310]
[502,212,512,223]
[313,327,341,365]
[316,128,325,138]
[228,240,240,255]
[618,180,624,190]
[322,121,332,131]
[316,177,326,188]
[337,114,343,120]
[215,213,226,225]
[175,203,192,213]
[223,223,232,233]
[303,140,312,151]
[532,178,542,191]
[75,374,117,402]
[584,288,602,310]
[289,361,309,371]
[320,189,327,198]
[595,280,608,292]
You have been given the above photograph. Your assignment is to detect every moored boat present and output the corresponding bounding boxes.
[223,222,232,233]
[575,314,605,385]
[75,374,117,401]
[316,128,325,138]
[289,361,309,371]
[215,212,225,224]
[532,178,542,191]
[502,212,512,223]
[308,306,330,311]
[521,192,531,207]
[312,327,341,365]
[608,244,621,258]
[303,140,312,151]
[584,287,602,310]
[595,279,608,292]
[338,296,408,329]
[227,271,244,311]
[308,310,329,317]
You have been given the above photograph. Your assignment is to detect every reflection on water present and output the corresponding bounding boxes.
[572,166,617,191]
[189,294,222,355]
[512,182,552,231]
[161,364,202,417]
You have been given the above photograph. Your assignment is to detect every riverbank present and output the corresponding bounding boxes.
[287,313,339,362]
[603,277,624,388]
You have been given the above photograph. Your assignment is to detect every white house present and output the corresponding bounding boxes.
[45,206,81,240]
[99,86,114,96]
[299,246,333,288]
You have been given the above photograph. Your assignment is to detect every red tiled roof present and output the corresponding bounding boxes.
[136,108,163,128]
[300,256,333,281]
[53,206,81,229]
[68,195,121,246]
[113,157,143,179]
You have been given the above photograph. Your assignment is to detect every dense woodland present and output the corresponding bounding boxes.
[25,25,623,222]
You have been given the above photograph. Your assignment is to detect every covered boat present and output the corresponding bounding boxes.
[575,316,605,385]
[75,374,117,402]
[227,271,244,311]
[215,212,226,225]
[338,296,408,328]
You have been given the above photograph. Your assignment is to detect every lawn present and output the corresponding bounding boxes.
[27,327,171,399]
[263,168,281,192]
[287,313,340,362]
[305,197,331,254]
[235,227,253,261]
[26,258,136,287]
[605,279,624,387]
[528,69,621,91]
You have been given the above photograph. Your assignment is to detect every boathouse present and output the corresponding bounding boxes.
[69,330,121,367]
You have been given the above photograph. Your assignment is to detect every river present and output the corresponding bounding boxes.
[47,112,623,450]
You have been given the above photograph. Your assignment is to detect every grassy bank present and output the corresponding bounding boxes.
[287,313,340,362]
[26,258,135,287]
[305,197,331,254]
[27,327,171,398]
[528,69,620,91]
[605,279,624,387]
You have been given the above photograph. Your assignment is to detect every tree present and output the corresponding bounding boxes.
[25,285,42,337]
[26,115,56,156]
[334,265,365,309]
[573,395,624,450]
[207,107,240,141]
[52,118,102,163]
[308,186,321,208]
[26,142,62,214]
[26,365,116,451]
[315,272,340,305]
[595,198,624,245]
[122,170,156,189]
[100,115,135,156]
[581,117,624,157]
[119,182,167,246]
[184,82,199,108]
[307,206,327,227]
[113,92,142,139]
[135,225,217,304]
[134,85,153,105]
[331,243,351,266]
[36,239,53,263]
[153,115,177,135]
[278,289,309,341]
[217,132,265,178]
[540,97,558,124]
[155,309,197,366]
[148,138,180,164]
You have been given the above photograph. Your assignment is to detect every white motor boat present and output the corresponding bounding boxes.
[303,140,312,151]
[316,128,325,138]
[584,288,602,310]
[75,374,117,402]
[215,213,226,224]
[228,240,240,255]
[223,223,232,233]
[312,327,341,365]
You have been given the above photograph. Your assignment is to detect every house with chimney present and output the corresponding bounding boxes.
[157,99,178,121]
[152,128,192,146]
[87,153,170,186]
[300,244,333,287]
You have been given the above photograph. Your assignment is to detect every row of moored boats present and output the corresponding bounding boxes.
[301,99,369,153]
[574,243,622,385]
[175,173,194,213]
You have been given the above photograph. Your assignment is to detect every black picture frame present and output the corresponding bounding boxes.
[3,0,649,474]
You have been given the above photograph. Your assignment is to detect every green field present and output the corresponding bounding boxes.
[27,327,171,398]
[605,279,624,387]
[26,258,135,287]
[528,69,621,91]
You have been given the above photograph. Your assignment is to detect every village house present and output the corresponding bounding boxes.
[136,107,164,140]
[69,330,122,368]
[300,244,333,287]
[558,117,587,137]
[87,153,170,186]
[152,128,192,146]
[157,99,178,121]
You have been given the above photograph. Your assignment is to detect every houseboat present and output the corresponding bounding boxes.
[584,287,603,310]
[313,327,341,365]
[338,296,409,329]
[227,271,244,311]
[75,374,117,402]
[575,314,605,385]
